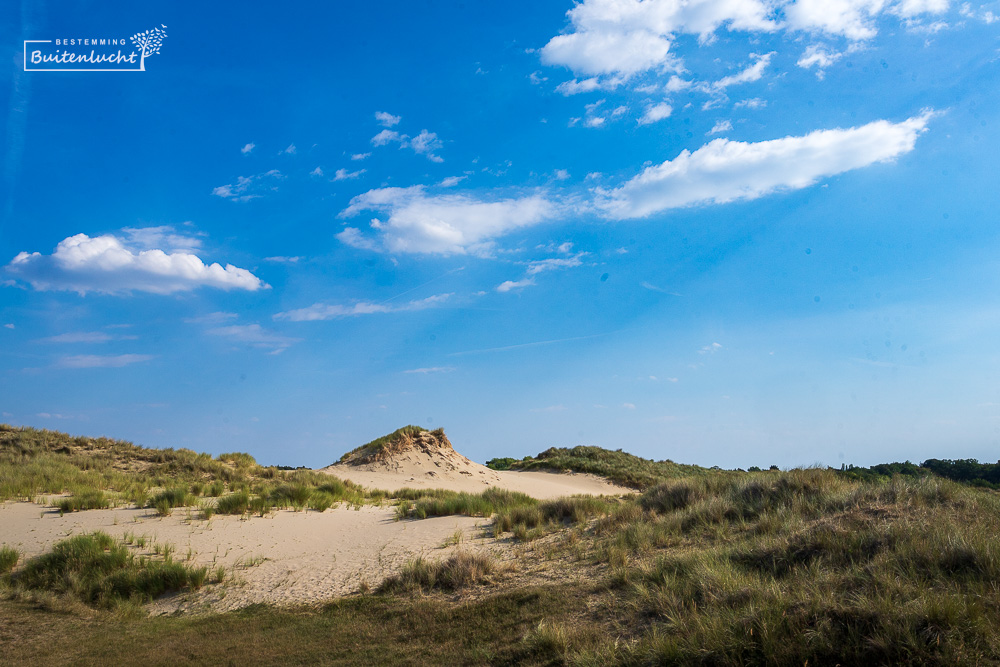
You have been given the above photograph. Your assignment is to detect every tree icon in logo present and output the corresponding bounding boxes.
[130,24,168,71]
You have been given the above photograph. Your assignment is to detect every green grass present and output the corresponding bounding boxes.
[56,489,110,514]
[0,546,18,574]
[9,532,207,609]
[336,425,435,464]
[215,491,251,515]
[491,445,717,489]
[378,552,500,593]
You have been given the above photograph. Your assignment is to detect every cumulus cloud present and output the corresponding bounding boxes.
[207,324,300,354]
[338,186,559,255]
[6,232,268,295]
[540,0,951,86]
[797,44,845,76]
[638,102,673,125]
[56,354,153,369]
[351,152,371,161]
[596,110,935,219]
[241,143,255,154]
[371,129,405,147]
[410,130,444,162]
[274,293,452,322]
[540,0,776,82]
[375,111,402,127]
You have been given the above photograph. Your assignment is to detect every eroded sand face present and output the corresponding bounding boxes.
[0,501,494,613]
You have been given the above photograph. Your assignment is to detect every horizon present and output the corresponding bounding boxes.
[3,2,1000,470]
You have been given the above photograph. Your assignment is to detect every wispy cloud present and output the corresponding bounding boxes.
[56,354,154,369]
[333,168,366,181]
[274,293,453,322]
[241,142,255,154]
[212,169,283,202]
[39,331,137,344]
[496,278,535,292]
[207,324,300,354]
[403,366,456,374]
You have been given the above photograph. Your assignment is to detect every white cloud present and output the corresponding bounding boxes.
[496,278,536,292]
[638,102,673,125]
[700,342,723,354]
[351,152,371,161]
[371,129,406,147]
[540,0,951,88]
[212,169,283,202]
[439,175,467,187]
[375,111,402,127]
[596,110,935,219]
[797,44,844,76]
[56,354,154,369]
[708,119,733,135]
[283,144,297,154]
[122,226,202,253]
[555,76,624,95]
[410,130,444,162]
[622,403,637,410]
[40,331,136,344]
[333,168,366,181]
[338,186,559,254]
[584,116,607,128]
[207,324,300,354]
[734,97,767,109]
[264,256,302,263]
[553,169,571,180]
[7,233,268,295]
[183,312,238,325]
[3,324,13,329]
[310,166,324,177]
[540,0,777,82]
[711,51,774,90]
[525,254,585,275]
[241,143,255,154]
[274,293,452,322]
[403,366,456,374]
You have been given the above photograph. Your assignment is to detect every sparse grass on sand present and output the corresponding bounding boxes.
[4,532,207,611]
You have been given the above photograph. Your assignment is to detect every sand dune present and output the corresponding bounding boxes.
[322,428,633,498]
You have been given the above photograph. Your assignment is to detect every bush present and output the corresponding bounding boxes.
[0,546,19,574]
[215,491,250,515]
[56,489,109,514]
[379,552,497,593]
[309,492,334,512]
[15,532,204,607]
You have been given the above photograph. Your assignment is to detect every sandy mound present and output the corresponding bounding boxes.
[323,427,632,499]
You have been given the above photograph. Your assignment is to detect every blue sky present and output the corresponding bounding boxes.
[3,0,1000,469]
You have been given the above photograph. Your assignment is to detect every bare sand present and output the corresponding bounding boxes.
[0,500,496,614]
[326,466,632,498]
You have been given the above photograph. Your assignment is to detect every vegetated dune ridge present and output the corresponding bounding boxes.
[321,426,633,498]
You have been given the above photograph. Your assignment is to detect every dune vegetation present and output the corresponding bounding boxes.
[4,424,1000,665]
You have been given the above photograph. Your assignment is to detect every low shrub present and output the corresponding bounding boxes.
[215,491,250,515]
